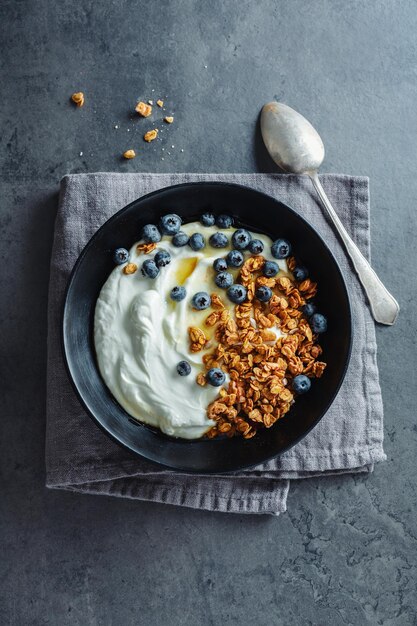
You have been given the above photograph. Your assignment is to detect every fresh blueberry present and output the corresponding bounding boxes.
[200,212,215,227]
[177,360,191,376]
[231,228,252,250]
[188,233,206,251]
[271,238,291,259]
[216,214,233,229]
[311,313,327,334]
[142,224,161,243]
[159,214,182,236]
[303,302,316,317]
[226,249,244,268]
[213,258,228,272]
[209,232,229,248]
[248,239,264,255]
[293,266,309,282]
[172,231,189,247]
[215,272,233,289]
[292,374,311,394]
[113,247,130,265]
[255,285,273,302]
[170,286,187,301]
[141,259,160,279]
[263,261,279,277]
[154,250,171,267]
[226,284,247,304]
[192,291,211,310]
[206,367,226,387]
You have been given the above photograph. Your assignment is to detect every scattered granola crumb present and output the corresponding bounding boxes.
[79,151,83,156]
[196,373,207,386]
[144,129,158,142]
[137,242,157,254]
[156,99,164,107]
[123,263,138,275]
[71,92,85,107]
[181,149,184,152]
[123,149,136,159]
[148,99,154,105]
[164,116,174,124]
[135,101,152,117]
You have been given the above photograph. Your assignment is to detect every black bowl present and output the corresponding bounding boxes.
[63,182,352,473]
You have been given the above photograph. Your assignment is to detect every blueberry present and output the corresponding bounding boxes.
[142,224,161,243]
[303,302,316,317]
[255,285,272,302]
[172,231,189,247]
[213,258,228,272]
[231,228,252,250]
[271,238,291,259]
[141,259,160,279]
[226,284,247,304]
[200,212,215,227]
[293,266,309,282]
[248,239,264,255]
[177,360,191,376]
[263,261,279,277]
[188,233,205,251]
[206,367,226,387]
[311,313,327,334]
[209,232,229,248]
[215,272,233,289]
[113,247,129,265]
[192,291,211,310]
[292,374,311,394]
[216,214,233,229]
[159,214,181,236]
[226,249,244,268]
[170,286,186,301]
[154,250,171,267]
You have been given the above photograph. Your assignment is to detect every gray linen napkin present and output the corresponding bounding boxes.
[46,173,386,515]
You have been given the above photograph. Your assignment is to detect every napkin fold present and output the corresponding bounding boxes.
[46,173,385,515]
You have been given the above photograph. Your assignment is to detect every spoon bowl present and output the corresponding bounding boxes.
[261,102,325,174]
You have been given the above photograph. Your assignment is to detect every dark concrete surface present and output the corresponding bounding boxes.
[1,1,416,624]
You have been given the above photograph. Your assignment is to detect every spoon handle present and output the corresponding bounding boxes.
[309,172,399,325]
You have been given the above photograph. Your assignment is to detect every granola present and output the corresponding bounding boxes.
[144,129,158,142]
[136,101,152,117]
[201,255,326,439]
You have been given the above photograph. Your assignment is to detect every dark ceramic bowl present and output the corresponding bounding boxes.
[63,182,352,473]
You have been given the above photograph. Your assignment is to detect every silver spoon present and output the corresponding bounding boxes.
[261,101,399,326]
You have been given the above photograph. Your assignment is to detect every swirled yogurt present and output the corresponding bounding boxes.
[94,222,288,439]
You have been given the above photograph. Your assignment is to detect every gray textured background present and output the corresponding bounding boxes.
[1,1,416,624]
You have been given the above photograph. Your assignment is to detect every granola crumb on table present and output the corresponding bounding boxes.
[199,255,326,440]
[71,91,85,107]
[135,101,152,117]
[144,129,158,142]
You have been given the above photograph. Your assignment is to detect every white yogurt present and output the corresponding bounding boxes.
[94,222,287,439]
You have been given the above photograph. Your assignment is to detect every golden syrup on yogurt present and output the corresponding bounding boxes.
[175,257,198,284]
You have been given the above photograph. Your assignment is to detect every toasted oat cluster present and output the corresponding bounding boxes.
[197,255,326,439]
[144,129,158,142]
[71,91,85,107]
[136,101,153,117]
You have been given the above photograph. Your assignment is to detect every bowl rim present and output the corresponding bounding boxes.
[62,180,353,473]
